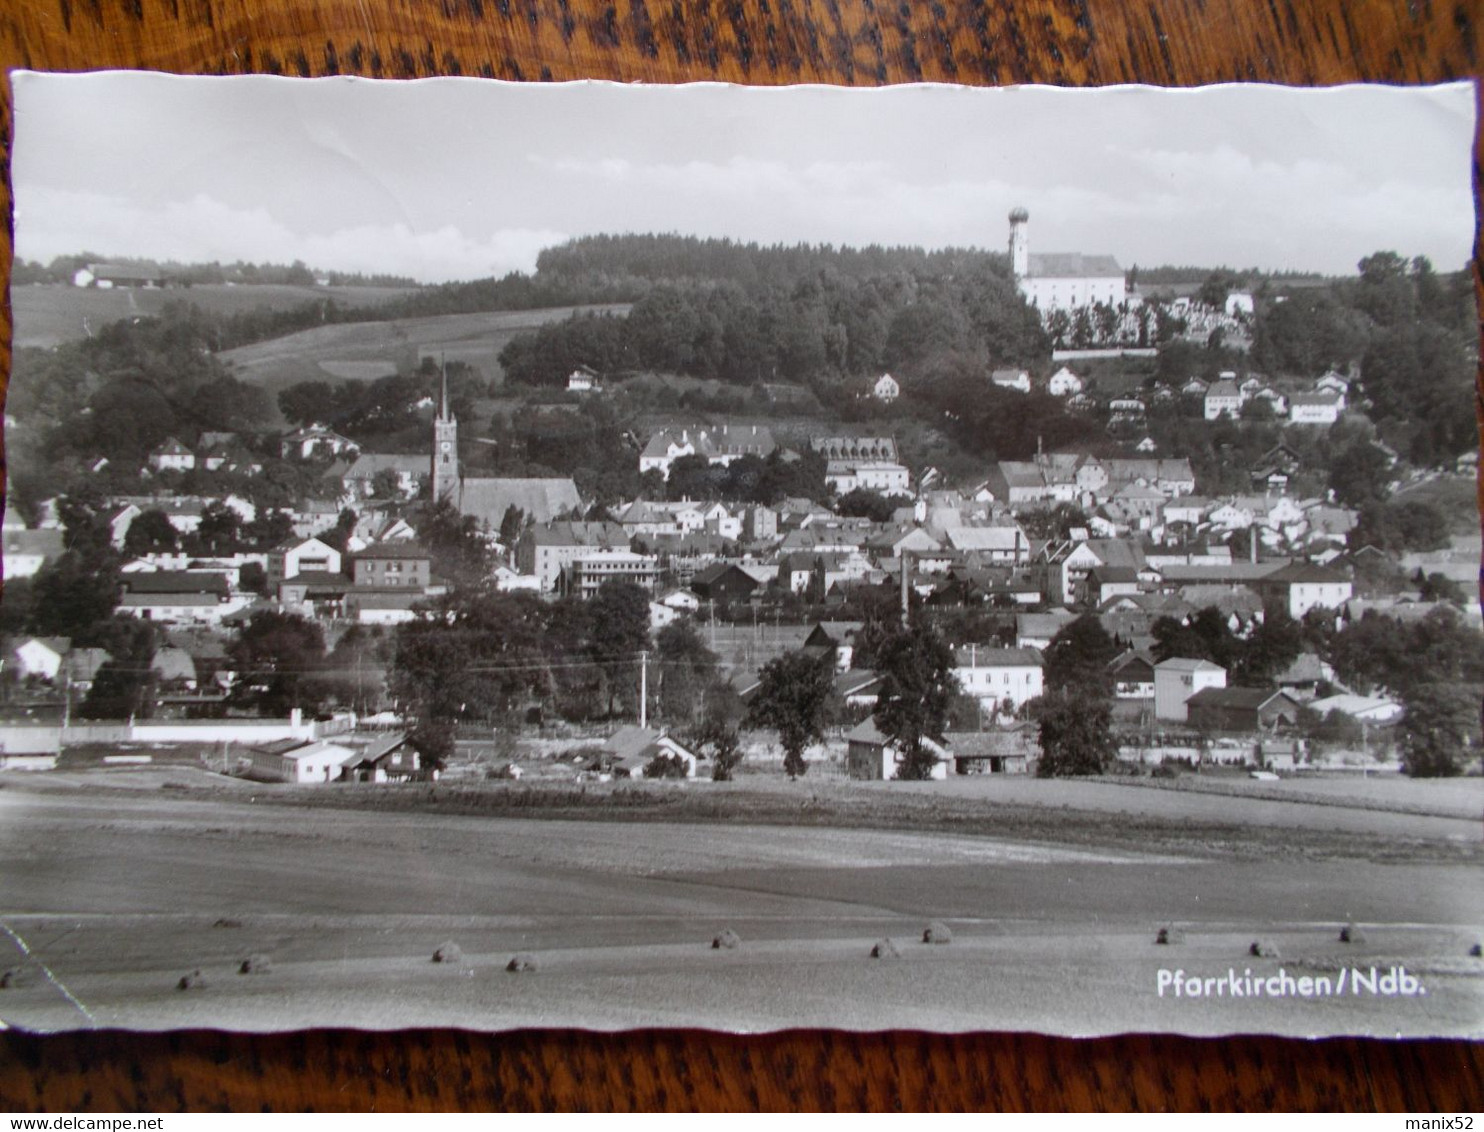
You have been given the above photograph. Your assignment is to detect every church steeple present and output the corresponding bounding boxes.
[432,359,459,505]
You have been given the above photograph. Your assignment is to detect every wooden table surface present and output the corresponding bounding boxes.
[0,0,1481,1112]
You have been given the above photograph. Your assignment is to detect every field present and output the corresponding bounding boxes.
[0,768,1479,1037]
[10,282,418,350]
[217,304,631,403]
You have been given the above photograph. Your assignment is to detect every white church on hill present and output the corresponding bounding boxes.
[1008,207,1126,312]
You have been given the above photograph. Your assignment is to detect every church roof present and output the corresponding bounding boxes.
[457,477,581,526]
[1027,252,1124,278]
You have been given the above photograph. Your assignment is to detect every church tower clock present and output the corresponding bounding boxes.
[432,365,459,505]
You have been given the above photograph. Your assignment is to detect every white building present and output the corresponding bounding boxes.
[1047,366,1084,396]
[638,425,776,480]
[991,368,1032,394]
[247,739,359,784]
[148,437,196,473]
[826,460,911,496]
[1153,658,1227,723]
[11,637,69,681]
[952,647,1044,710]
[871,373,900,402]
[1260,563,1353,619]
[1203,381,1244,420]
[1287,391,1343,425]
[1009,208,1126,312]
[267,537,342,585]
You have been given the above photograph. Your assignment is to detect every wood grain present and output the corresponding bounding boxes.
[1,0,1481,1112]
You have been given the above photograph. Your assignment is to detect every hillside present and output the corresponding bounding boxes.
[11,282,420,350]
[218,304,632,403]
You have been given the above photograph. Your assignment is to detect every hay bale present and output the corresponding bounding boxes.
[505,954,539,973]
[237,955,272,975]
[176,969,206,991]
[1155,927,1184,945]
[711,929,742,951]
[431,942,464,964]
[1339,923,1366,944]
[921,921,953,945]
[869,939,902,960]
[1249,940,1281,959]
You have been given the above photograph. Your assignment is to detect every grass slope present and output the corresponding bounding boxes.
[11,282,418,350]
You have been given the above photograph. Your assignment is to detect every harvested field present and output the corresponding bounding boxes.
[217,304,630,404]
[0,771,1479,1036]
[11,283,418,350]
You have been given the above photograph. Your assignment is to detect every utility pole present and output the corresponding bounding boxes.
[639,650,649,729]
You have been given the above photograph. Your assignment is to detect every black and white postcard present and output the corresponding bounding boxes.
[1,72,1479,1036]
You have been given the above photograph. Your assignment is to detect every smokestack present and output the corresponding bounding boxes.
[901,553,910,627]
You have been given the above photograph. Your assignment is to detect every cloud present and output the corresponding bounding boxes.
[15,188,566,283]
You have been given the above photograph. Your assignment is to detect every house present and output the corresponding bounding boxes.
[1287,391,1343,426]
[941,525,1029,563]
[1203,381,1243,420]
[639,424,776,480]
[1047,366,1083,397]
[515,521,629,591]
[871,373,900,402]
[991,368,1032,393]
[267,537,342,586]
[804,621,865,670]
[825,458,911,496]
[834,669,885,708]
[349,543,432,590]
[10,637,70,681]
[561,551,660,598]
[1186,687,1302,733]
[246,739,359,784]
[492,565,542,594]
[1307,692,1403,725]
[1016,610,1078,650]
[1109,649,1156,699]
[1153,658,1227,722]
[690,562,762,607]
[659,588,702,613]
[1258,563,1353,619]
[73,263,169,289]
[344,590,425,625]
[1315,369,1350,404]
[944,727,1034,775]
[281,424,359,461]
[602,725,700,778]
[341,453,428,498]
[1084,565,1141,605]
[1225,292,1255,317]
[339,733,420,782]
[952,647,1044,709]
[148,437,196,473]
[845,716,950,780]
[567,364,601,393]
[2,528,64,579]
[1274,653,1333,700]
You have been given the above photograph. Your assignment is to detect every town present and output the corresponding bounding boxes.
[2,217,1480,788]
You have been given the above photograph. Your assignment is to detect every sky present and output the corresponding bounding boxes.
[11,72,1478,284]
